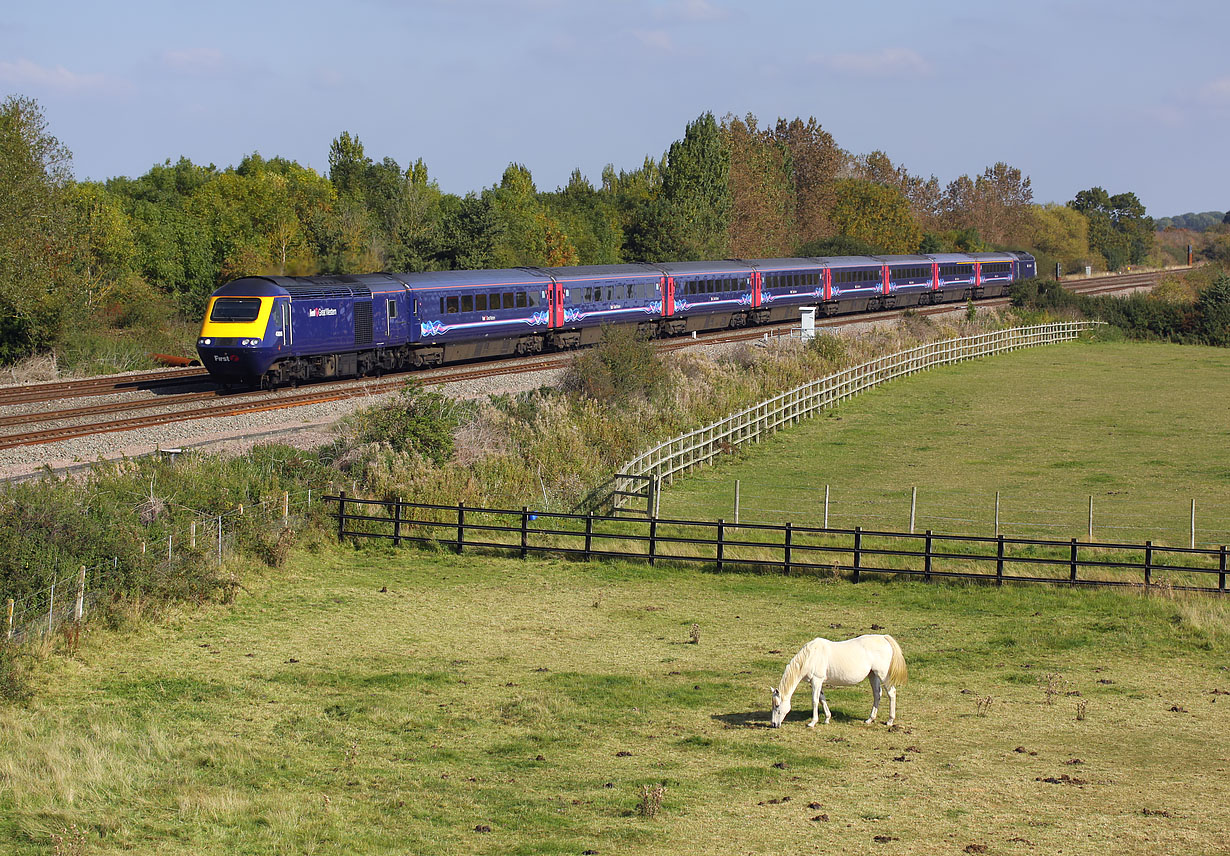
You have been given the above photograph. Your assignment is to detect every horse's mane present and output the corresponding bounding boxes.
[777,638,822,697]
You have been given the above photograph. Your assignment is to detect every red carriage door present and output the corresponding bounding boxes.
[882,264,891,296]
[663,276,675,317]
[548,279,565,328]
[823,268,832,301]
[932,262,939,293]
[752,270,762,307]
[974,262,982,290]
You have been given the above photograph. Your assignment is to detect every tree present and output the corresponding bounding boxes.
[1027,203,1096,274]
[771,117,842,247]
[658,112,731,260]
[0,96,78,361]
[828,179,921,254]
[1068,186,1154,270]
[723,113,794,258]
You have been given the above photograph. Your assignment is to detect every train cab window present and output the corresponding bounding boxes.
[446,296,459,314]
[387,299,397,318]
[515,292,527,308]
[210,297,262,323]
[461,295,473,313]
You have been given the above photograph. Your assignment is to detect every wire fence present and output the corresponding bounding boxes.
[3,486,327,645]
[703,482,1230,552]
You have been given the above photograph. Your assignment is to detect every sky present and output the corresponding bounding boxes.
[2,0,1228,218]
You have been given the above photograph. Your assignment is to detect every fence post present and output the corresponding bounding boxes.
[924,530,933,582]
[393,498,402,548]
[910,487,917,534]
[1191,499,1196,549]
[717,519,725,573]
[1088,496,1093,542]
[337,491,347,541]
[585,512,594,560]
[456,502,465,555]
[520,507,528,559]
[784,522,792,575]
[217,515,223,566]
[649,517,658,566]
[996,535,1005,586]
[1144,541,1153,588]
[283,491,290,524]
[74,565,86,622]
[48,581,55,635]
[824,484,830,529]
[190,521,197,550]
[6,598,13,639]
[1069,538,1078,584]
[1220,546,1226,593]
[734,480,740,525]
[853,527,862,583]
[995,491,1000,537]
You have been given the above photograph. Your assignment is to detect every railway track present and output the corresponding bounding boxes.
[0,268,1180,452]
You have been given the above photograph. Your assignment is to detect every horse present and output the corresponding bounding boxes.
[769,634,907,728]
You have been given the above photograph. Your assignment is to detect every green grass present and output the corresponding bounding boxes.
[1,546,1227,855]
[660,340,1230,549]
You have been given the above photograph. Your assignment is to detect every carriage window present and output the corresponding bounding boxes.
[583,287,592,302]
[475,294,487,312]
[625,284,634,299]
[515,292,527,308]
[502,293,514,309]
[446,296,459,314]
[529,291,540,307]
[461,295,473,313]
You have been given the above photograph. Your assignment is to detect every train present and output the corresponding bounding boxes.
[196,251,1037,387]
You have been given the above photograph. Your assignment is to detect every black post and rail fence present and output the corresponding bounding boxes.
[328,494,1228,595]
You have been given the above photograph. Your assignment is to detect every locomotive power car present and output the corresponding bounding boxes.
[196,251,1036,387]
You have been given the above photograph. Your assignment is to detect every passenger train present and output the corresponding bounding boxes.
[196,251,1037,387]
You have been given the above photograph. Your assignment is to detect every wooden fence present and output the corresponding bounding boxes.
[610,321,1101,511]
[328,496,1228,594]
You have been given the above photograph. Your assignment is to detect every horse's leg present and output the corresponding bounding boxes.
[808,680,822,728]
[821,687,831,724]
[865,673,882,724]
[886,685,897,727]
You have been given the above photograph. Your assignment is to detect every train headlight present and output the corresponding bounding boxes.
[200,338,211,345]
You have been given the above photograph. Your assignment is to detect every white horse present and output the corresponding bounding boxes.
[769,634,908,728]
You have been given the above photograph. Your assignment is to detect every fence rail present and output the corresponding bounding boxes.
[611,322,1100,511]
[329,496,1228,594]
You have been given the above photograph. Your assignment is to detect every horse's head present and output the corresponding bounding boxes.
[769,686,789,727]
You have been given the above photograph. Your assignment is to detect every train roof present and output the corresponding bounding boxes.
[391,268,555,289]
[656,260,755,276]
[540,263,663,281]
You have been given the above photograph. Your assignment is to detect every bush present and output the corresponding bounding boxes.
[561,325,668,404]
[344,381,469,464]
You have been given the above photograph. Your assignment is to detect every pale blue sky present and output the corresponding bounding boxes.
[3,0,1227,216]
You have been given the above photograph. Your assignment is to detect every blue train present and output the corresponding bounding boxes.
[196,251,1036,387]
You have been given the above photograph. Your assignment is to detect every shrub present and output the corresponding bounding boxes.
[343,381,469,464]
[561,325,668,405]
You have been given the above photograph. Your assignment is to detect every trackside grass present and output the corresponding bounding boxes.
[1,546,1227,855]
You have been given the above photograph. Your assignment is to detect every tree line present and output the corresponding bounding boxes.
[0,95,1176,365]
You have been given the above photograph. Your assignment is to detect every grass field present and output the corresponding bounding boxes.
[660,340,1230,549]
[1,546,1228,855]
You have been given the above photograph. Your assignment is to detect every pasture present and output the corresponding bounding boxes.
[660,340,1230,548]
[2,547,1227,855]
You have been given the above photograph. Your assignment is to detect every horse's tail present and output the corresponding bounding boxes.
[884,635,908,688]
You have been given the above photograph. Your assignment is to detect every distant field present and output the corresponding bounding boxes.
[1,547,1227,855]
[660,340,1230,549]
